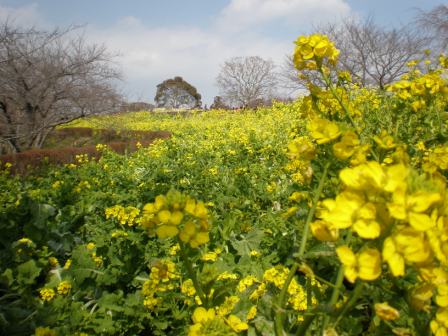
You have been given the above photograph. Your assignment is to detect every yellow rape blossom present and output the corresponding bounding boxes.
[382,228,431,277]
[307,118,341,144]
[387,189,440,231]
[293,34,339,70]
[216,296,239,316]
[333,131,359,160]
[141,190,211,248]
[431,308,448,336]
[310,220,339,242]
[226,315,248,333]
[57,281,72,295]
[35,327,57,336]
[39,288,55,301]
[237,275,258,292]
[247,306,257,320]
[336,246,381,283]
[374,302,400,321]
[373,130,397,150]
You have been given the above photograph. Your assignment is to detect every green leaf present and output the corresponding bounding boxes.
[230,230,263,256]
[0,268,13,286]
[16,260,41,285]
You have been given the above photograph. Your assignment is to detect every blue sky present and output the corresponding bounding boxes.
[0,0,444,105]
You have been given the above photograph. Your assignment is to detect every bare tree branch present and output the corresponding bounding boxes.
[0,22,122,153]
[216,56,277,107]
[280,16,429,91]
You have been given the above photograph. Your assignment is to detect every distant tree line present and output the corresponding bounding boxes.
[163,5,447,110]
[1,5,446,153]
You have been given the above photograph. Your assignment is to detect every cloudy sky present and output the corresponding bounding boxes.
[0,0,443,105]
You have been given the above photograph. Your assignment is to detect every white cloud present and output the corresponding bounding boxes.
[216,0,352,32]
[87,17,295,104]
[0,1,354,105]
[0,3,45,27]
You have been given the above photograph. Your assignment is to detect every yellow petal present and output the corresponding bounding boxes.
[194,202,208,219]
[336,246,356,267]
[374,302,400,321]
[339,166,363,189]
[388,252,405,277]
[310,220,339,241]
[143,203,156,214]
[170,211,184,225]
[353,219,381,239]
[384,164,409,192]
[408,212,436,231]
[387,202,407,220]
[192,307,215,324]
[227,315,249,332]
[156,225,179,239]
[409,192,441,213]
[344,266,358,283]
[154,195,166,210]
[157,210,171,224]
[358,248,382,281]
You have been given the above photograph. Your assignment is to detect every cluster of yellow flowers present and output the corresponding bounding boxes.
[57,281,72,295]
[288,117,370,169]
[307,117,341,145]
[237,266,319,317]
[17,237,35,248]
[293,34,339,71]
[110,230,129,239]
[74,154,89,164]
[140,190,211,248]
[299,85,378,121]
[188,306,248,336]
[39,288,55,301]
[95,143,107,151]
[422,144,448,174]
[105,205,140,226]
[201,247,222,262]
[286,136,315,184]
[387,71,447,111]
[85,243,102,267]
[309,158,448,333]
[264,266,319,313]
[34,327,56,336]
[142,259,179,310]
[74,180,91,193]
[39,281,72,301]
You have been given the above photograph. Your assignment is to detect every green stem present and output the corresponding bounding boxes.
[329,266,345,306]
[334,281,364,327]
[320,71,357,131]
[320,69,380,162]
[274,262,300,336]
[298,162,330,257]
[321,230,353,333]
[179,243,207,307]
[321,265,344,333]
[274,163,331,336]
[296,314,317,336]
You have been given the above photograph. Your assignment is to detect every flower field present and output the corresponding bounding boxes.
[1,35,448,336]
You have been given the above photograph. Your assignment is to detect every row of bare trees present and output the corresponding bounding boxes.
[0,23,121,153]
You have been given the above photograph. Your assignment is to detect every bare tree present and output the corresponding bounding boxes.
[281,17,428,91]
[216,56,277,107]
[0,22,122,153]
[415,5,448,53]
